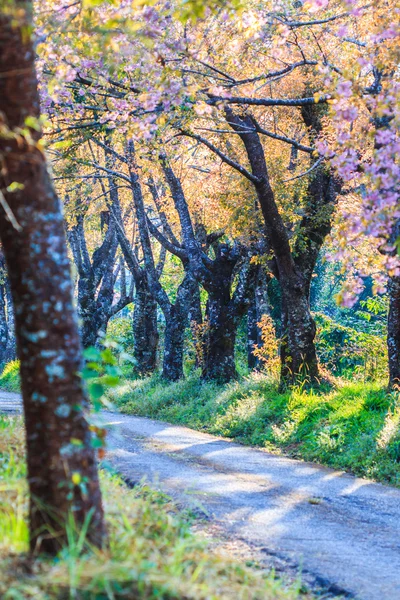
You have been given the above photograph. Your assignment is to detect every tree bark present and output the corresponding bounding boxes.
[162,307,186,381]
[202,292,237,382]
[388,272,400,390]
[247,298,258,371]
[160,273,195,381]
[279,277,318,384]
[133,277,159,375]
[0,280,9,366]
[0,2,104,553]
[387,220,400,391]
[189,283,203,368]
[247,267,270,370]
[69,211,119,348]
[0,255,15,364]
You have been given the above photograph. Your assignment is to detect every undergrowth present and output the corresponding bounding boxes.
[0,415,307,599]
[0,360,20,393]
[111,373,400,486]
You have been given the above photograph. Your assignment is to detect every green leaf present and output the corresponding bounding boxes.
[105,365,120,376]
[101,347,117,365]
[89,382,104,400]
[6,182,25,193]
[70,438,84,447]
[101,375,119,387]
[24,115,41,131]
[91,437,105,448]
[84,347,102,361]
[82,368,99,380]
[86,361,103,372]
[83,346,101,360]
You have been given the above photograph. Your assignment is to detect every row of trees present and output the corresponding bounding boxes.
[0,0,398,556]
[30,0,400,388]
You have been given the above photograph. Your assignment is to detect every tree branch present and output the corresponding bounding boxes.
[179,131,261,183]
[207,94,328,107]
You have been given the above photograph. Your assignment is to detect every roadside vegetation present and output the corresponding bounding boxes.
[0,361,20,394]
[111,375,400,487]
[0,0,398,595]
[0,415,309,600]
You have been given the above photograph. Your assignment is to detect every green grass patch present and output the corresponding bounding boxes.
[111,373,400,486]
[0,415,307,599]
[0,361,20,393]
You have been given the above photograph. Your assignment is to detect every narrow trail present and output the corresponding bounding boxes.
[2,391,400,600]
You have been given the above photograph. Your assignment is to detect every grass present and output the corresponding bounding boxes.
[110,373,400,486]
[0,415,309,600]
[0,360,20,393]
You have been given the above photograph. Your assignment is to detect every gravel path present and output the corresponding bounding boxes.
[2,392,400,599]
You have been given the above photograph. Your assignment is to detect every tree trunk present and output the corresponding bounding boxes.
[388,271,400,390]
[0,3,104,554]
[5,276,16,361]
[0,282,9,366]
[0,256,15,364]
[202,292,237,383]
[279,275,318,385]
[224,107,340,387]
[247,267,270,370]
[162,308,186,381]
[78,275,98,348]
[247,299,258,370]
[133,278,159,375]
[189,284,203,368]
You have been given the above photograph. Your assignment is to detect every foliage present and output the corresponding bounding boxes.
[253,314,280,376]
[0,416,308,600]
[314,313,387,380]
[0,361,20,393]
[113,374,400,486]
[107,316,136,357]
[0,416,27,554]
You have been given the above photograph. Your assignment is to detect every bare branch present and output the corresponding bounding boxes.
[146,215,188,261]
[224,61,318,88]
[274,12,349,28]
[90,137,127,164]
[179,131,261,183]
[207,94,329,107]
[283,157,324,182]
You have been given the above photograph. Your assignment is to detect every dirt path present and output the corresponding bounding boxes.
[2,392,400,599]
[0,390,22,413]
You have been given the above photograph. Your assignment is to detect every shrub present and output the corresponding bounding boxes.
[0,360,20,393]
[314,312,387,380]
[106,316,135,356]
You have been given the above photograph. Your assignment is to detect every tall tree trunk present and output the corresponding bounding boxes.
[78,275,98,348]
[247,298,258,371]
[133,278,159,375]
[388,272,400,390]
[247,267,270,370]
[5,276,16,361]
[224,106,339,387]
[75,235,118,348]
[87,235,119,347]
[160,274,195,381]
[0,282,9,366]
[202,292,237,382]
[0,2,104,554]
[279,275,318,385]
[162,308,185,381]
[189,284,203,368]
